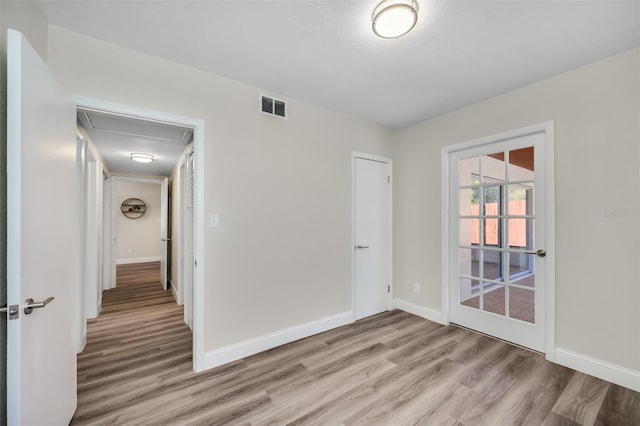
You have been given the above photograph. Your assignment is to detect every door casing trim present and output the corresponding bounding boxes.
[72,95,206,372]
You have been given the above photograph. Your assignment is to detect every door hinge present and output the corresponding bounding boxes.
[388,176,390,183]
[387,285,390,293]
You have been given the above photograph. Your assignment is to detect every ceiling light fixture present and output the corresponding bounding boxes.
[372,0,419,39]
[130,153,155,163]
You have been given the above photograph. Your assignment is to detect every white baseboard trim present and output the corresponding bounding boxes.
[203,311,354,370]
[115,256,161,265]
[555,348,640,392]
[393,299,446,325]
[169,278,178,302]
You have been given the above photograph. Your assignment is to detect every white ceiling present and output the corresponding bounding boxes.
[43,1,639,129]
[78,108,192,176]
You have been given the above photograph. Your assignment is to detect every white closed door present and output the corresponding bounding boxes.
[449,131,548,352]
[160,177,169,290]
[7,29,77,424]
[354,156,391,320]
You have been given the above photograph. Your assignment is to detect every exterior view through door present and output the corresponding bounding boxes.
[448,129,551,352]
[354,154,392,320]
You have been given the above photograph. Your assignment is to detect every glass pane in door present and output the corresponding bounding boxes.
[460,277,481,308]
[509,287,535,323]
[459,157,479,186]
[482,152,505,183]
[483,284,505,316]
[508,147,535,181]
[457,145,537,325]
[482,250,504,282]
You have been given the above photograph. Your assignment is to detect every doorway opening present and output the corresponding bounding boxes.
[74,100,205,370]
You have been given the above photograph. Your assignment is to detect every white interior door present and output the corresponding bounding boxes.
[7,29,77,425]
[354,156,392,320]
[449,132,547,352]
[160,177,169,290]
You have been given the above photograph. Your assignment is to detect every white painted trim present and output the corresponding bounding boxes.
[440,121,556,357]
[73,95,206,373]
[440,148,451,326]
[542,122,556,362]
[351,152,393,321]
[203,311,354,370]
[102,177,113,291]
[160,177,169,290]
[192,116,206,373]
[555,348,640,392]
[110,175,166,184]
[75,137,87,353]
[393,299,446,325]
[169,277,178,303]
[115,256,161,265]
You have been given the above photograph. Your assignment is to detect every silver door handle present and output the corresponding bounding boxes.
[161,238,171,242]
[356,245,370,250]
[524,249,546,257]
[24,297,54,315]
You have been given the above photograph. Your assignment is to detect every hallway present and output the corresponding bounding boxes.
[72,262,192,424]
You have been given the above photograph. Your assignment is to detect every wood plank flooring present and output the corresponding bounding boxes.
[72,262,640,425]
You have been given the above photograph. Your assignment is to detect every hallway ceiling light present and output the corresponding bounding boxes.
[130,153,155,163]
[372,0,419,39]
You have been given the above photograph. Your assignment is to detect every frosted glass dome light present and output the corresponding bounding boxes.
[372,0,419,39]
[130,153,155,163]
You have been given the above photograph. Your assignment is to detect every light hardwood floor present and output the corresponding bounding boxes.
[72,262,640,425]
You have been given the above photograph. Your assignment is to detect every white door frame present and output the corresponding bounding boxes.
[160,176,169,290]
[73,96,206,372]
[440,121,556,360]
[102,173,113,291]
[75,133,88,353]
[351,151,393,320]
[178,160,186,307]
[84,153,104,320]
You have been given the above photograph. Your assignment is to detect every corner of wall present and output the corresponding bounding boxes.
[392,299,446,325]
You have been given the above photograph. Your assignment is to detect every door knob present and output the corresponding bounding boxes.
[356,245,370,250]
[161,238,171,242]
[524,249,546,257]
[24,297,54,315]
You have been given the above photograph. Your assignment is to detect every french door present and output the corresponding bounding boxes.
[449,130,549,352]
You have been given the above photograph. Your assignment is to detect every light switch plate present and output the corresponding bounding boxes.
[209,213,220,228]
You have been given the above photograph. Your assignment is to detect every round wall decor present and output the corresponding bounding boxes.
[121,198,147,219]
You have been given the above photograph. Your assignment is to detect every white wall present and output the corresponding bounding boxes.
[394,48,640,373]
[46,25,394,355]
[114,179,161,263]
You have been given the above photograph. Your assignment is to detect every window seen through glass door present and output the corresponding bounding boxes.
[458,147,536,323]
